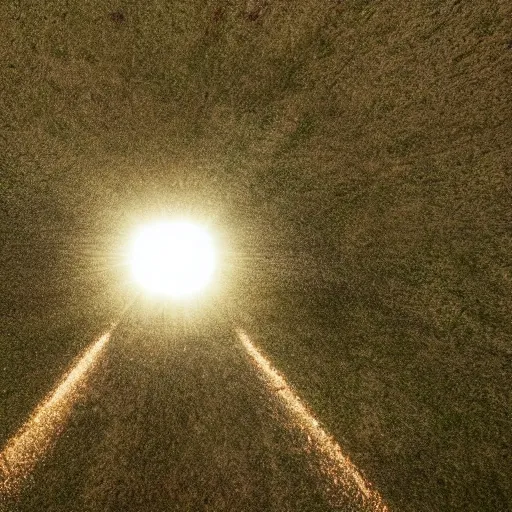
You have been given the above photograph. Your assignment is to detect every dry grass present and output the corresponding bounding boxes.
[1,0,511,510]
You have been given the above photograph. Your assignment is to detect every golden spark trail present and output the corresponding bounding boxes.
[236,328,388,512]
[0,327,113,497]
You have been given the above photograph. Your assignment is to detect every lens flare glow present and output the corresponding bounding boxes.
[236,328,388,511]
[0,328,113,497]
[129,220,216,298]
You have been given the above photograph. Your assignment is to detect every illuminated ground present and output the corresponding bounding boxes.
[2,314,385,511]
[1,1,511,511]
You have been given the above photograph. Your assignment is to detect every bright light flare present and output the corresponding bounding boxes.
[236,328,388,511]
[0,329,112,497]
[129,220,216,298]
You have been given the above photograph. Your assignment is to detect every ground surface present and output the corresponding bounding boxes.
[1,1,511,511]
[4,313,369,512]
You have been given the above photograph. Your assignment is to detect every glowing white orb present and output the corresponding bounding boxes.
[129,220,216,298]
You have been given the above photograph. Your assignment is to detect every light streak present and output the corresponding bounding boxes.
[236,328,388,511]
[0,327,113,497]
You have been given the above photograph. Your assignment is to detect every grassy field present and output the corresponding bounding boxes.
[1,1,511,510]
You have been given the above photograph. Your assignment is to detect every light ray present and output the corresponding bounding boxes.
[0,327,114,497]
[236,328,388,511]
